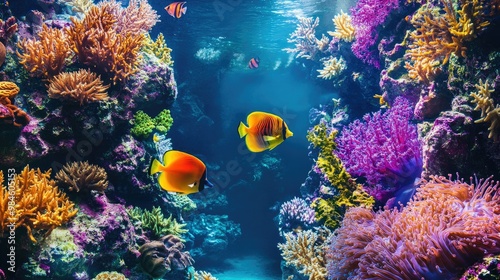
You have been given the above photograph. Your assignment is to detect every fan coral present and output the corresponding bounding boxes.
[350,0,400,68]
[0,82,30,127]
[17,24,71,78]
[470,78,499,141]
[336,97,422,206]
[284,17,330,60]
[67,4,145,84]
[317,57,346,80]
[278,197,316,236]
[306,121,374,229]
[328,11,355,42]
[0,166,77,243]
[405,0,490,83]
[326,175,500,279]
[48,69,110,105]
[142,33,173,66]
[55,161,109,193]
[278,229,329,280]
[127,206,188,239]
[138,234,194,279]
[103,0,160,35]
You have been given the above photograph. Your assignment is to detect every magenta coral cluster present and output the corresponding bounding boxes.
[350,0,400,68]
[277,197,316,236]
[336,97,422,206]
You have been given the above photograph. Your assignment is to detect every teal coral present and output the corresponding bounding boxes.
[127,206,188,239]
[131,109,173,138]
[306,122,374,229]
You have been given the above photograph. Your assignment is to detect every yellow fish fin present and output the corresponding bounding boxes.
[245,134,268,152]
[263,135,279,141]
[150,159,164,175]
[247,111,276,126]
[268,141,281,150]
[238,122,249,138]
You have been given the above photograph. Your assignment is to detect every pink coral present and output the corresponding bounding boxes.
[327,175,500,279]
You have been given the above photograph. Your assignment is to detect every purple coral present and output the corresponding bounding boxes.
[336,97,422,206]
[278,197,316,236]
[350,0,400,68]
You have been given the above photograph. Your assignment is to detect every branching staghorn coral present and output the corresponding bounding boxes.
[0,166,78,243]
[17,24,72,78]
[404,0,490,83]
[66,4,145,84]
[55,161,109,193]
[307,122,374,229]
[284,17,330,60]
[328,11,355,42]
[327,175,500,279]
[278,229,329,280]
[142,33,173,66]
[470,78,500,141]
[48,69,110,104]
[317,56,346,80]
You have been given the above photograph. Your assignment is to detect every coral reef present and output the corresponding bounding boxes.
[17,24,71,77]
[326,175,500,279]
[138,234,194,279]
[130,109,174,138]
[0,81,30,127]
[278,228,329,280]
[277,197,316,236]
[470,78,500,141]
[93,271,127,280]
[336,97,422,206]
[48,69,110,105]
[55,161,109,193]
[0,166,77,242]
[142,33,173,67]
[194,271,218,280]
[127,206,188,239]
[328,11,355,42]
[284,17,330,60]
[317,56,346,80]
[461,255,500,280]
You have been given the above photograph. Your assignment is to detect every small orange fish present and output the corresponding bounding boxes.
[248,57,259,69]
[165,1,187,18]
[150,150,213,195]
[238,111,293,152]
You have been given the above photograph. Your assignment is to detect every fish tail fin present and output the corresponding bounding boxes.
[149,159,164,175]
[238,122,249,138]
[182,6,187,14]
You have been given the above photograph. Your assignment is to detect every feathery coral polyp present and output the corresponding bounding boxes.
[48,69,110,105]
[328,11,355,42]
[17,24,71,77]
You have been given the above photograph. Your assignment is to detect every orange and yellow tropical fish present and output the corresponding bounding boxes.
[150,150,213,195]
[238,111,293,152]
[248,57,260,69]
[165,1,187,18]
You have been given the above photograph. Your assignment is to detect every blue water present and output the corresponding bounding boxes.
[147,0,353,277]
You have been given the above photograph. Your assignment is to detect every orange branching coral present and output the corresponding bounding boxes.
[327,175,500,279]
[470,79,500,141]
[48,69,110,104]
[67,4,145,84]
[17,24,71,78]
[0,166,78,243]
[327,10,355,42]
[404,0,489,83]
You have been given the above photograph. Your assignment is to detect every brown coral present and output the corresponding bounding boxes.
[0,166,78,243]
[55,161,109,193]
[17,24,71,78]
[48,69,110,105]
[139,234,194,279]
[0,16,18,44]
[66,4,145,84]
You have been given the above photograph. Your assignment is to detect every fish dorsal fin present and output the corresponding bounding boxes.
[247,111,276,126]
[162,150,184,168]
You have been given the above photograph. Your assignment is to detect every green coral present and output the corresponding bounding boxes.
[142,33,173,67]
[306,122,374,229]
[153,109,173,133]
[130,109,174,138]
[126,206,188,239]
[130,110,155,138]
[170,194,197,212]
